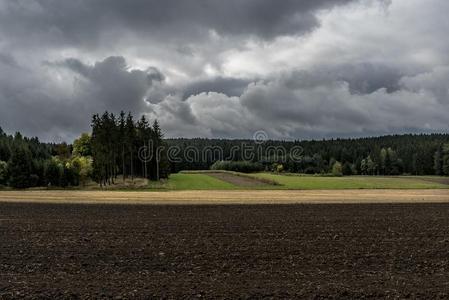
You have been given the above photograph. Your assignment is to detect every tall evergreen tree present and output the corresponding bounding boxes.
[8,144,32,188]
[119,111,126,182]
[442,144,449,176]
[434,149,443,175]
[45,158,63,187]
[125,112,136,181]
[151,119,170,180]
[137,115,151,178]
[0,160,8,185]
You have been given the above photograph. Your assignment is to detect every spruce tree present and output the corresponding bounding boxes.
[125,112,136,181]
[119,111,126,181]
[0,160,8,185]
[442,144,449,176]
[8,144,32,188]
[433,149,443,175]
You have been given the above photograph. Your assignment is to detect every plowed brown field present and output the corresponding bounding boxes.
[2,202,449,298]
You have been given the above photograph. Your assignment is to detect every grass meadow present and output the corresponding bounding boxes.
[249,173,449,190]
[166,173,237,190]
[159,172,449,190]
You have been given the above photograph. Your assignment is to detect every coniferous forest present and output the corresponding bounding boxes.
[90,111,170,187]
[167,135,449,176]
[0,111,170,188]
[0,114,448,188]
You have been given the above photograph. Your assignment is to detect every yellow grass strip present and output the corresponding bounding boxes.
[0,190,449,205]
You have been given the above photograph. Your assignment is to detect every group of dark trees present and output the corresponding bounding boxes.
[0,110,170,189]
[1,122,449,189]
[0,128,91,188]
[90,111,170,187]
[167,134,449,176]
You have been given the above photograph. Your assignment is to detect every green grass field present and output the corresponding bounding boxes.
[167,173,237,190]
[249,173,449,190]
[152,172,449,190]
[17,172,446,191]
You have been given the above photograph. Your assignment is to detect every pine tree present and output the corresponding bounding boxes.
[442,144,449,176]
[109,112,118,183]
[91,113,107,186]
[125,112,136,181]
[434,149,443,175]
[119,111,126,181]
[342,162,353,176]
[0,160,8,185]
[152,120,161,181]
[137,115,151,178]
[150,119,170,180]
[45,158,63,187]
[8,144,32,188]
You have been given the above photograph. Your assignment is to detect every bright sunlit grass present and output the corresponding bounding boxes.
[167,173,237,190]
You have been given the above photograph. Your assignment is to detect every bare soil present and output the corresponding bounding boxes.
[2,203,449,298]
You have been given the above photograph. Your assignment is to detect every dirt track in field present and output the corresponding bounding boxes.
[206,172,272,187]
[0,189,448,205]
[2,202,449,298]
[416,177,449,185]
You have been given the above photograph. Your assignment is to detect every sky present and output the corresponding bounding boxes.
[0,0,448,142]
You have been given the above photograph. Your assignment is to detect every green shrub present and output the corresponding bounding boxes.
[332,161,343,177]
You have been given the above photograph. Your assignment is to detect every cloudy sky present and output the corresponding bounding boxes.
[0,0,448,142]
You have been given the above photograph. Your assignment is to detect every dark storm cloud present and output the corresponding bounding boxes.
[53,56,165,113]
[284,63,403,94]
[0,55,165,141]
[1,0,448,141]
[0,0,357,47]
[323,64,403,94]
[0,53,81,141]
[0,53,18,68]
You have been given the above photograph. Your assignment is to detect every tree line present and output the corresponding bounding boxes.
[0,111,170,188]
[0,128,91,188]
[167,134,449,176]
[1,124,448,189]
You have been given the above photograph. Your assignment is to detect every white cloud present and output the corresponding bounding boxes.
[151,65,449,139]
